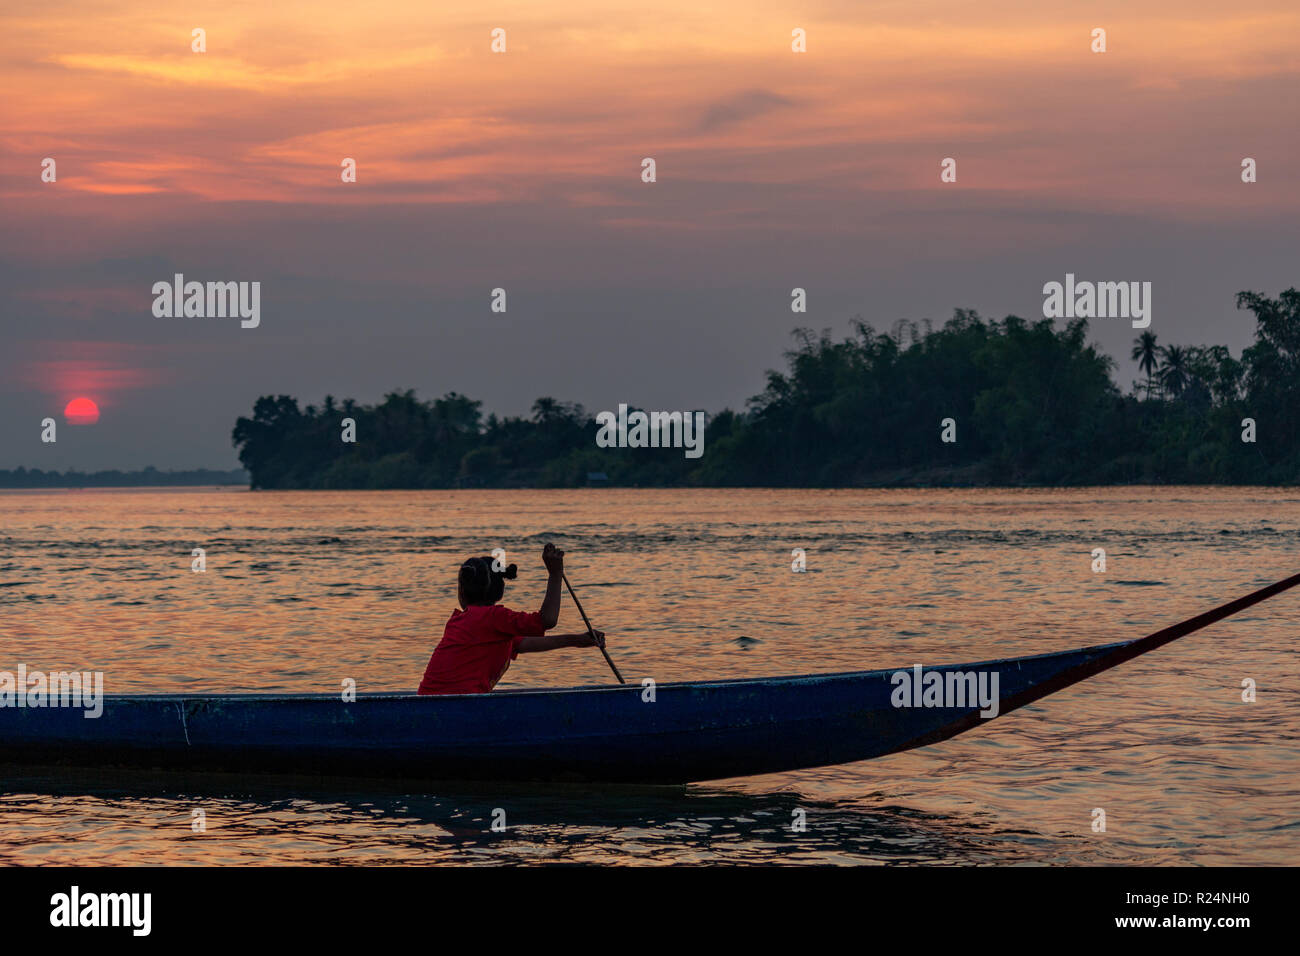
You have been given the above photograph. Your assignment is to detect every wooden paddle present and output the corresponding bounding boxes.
[562,571,626,684]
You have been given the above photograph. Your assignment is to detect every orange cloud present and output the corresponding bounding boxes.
[0,1,1294,218]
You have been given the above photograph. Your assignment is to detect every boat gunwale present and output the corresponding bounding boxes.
[85,638,1135,704]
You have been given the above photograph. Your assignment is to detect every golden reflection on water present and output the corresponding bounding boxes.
[2,486,1298,864]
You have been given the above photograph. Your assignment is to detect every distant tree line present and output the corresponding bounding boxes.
[0,466,249,488]
[231,289,1300,488]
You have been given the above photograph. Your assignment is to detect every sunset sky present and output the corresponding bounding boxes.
[2,0,1297,469]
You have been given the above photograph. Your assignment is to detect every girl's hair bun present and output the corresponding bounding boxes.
[458,555,515,603]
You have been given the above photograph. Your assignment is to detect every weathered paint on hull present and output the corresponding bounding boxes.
[0,641,1131,783]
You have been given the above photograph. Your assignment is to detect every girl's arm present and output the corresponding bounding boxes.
[538,544,565,629]
[517,631,604,654]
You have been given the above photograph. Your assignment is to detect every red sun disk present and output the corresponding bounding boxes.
[64,397,100,425]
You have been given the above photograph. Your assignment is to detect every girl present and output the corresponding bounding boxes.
[417,543,605,695]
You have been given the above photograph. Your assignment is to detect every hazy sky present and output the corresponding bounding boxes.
[2,1,1297,469]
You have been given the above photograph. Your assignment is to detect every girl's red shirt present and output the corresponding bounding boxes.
[418,604,545,695]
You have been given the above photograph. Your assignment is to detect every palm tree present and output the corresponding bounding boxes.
[1131,332,1159,398]
[531,396,560,423]
[1158,344,1190,398]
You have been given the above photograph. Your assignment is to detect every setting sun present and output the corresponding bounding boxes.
[64,397,100,425]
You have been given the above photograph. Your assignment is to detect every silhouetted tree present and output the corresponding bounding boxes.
[1132,331,1159,398]
[230,289,1300,488]
[1158,345,1190,397]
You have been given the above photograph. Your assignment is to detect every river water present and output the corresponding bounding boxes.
[1,486,1297,864]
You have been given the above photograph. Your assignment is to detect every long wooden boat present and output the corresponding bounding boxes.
[2,573,1296,783]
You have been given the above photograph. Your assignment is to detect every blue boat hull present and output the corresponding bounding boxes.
[0,640,1134,783]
